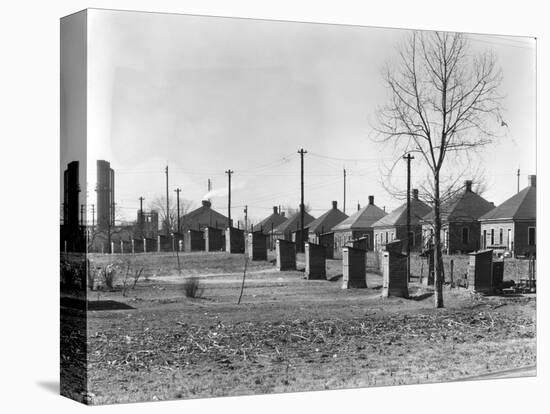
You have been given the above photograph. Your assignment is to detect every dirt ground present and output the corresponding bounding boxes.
[65,251,536,405]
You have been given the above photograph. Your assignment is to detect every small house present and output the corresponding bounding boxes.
[331,195,386,253]
[307,201,348,244]
[421,180,494,254]
[372,189,431,251]
[479,175,536,257]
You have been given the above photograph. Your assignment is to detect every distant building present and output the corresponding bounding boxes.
[373,189,431,251]
[63,161,80,231]
[479,175,536,257]
[271,210,316,242]
[96,160,115,230]
[135,209,159,238]
[253,206,287,234]
[60,161,85,252]
[421,180,494,254]
[331,195,386,252]
[180,200,231,232]
[307,201,348,244]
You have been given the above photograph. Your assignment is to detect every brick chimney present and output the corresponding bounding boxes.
[528,175,536,187]
[368,195,374,205]
[273,206,278,214]
[465,180,473,192]
[412,189,419,200]
[202,200,212,208]
[332,200,338,209]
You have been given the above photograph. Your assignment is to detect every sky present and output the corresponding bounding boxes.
[80,8,536,225]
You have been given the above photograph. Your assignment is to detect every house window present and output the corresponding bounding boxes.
[385,232,388,244]
[490,229,494,246]
[462,227,469,244]
[483,230,487,249]
[528,227,536,246]
[499,228,503,245]
[391,232,394,241]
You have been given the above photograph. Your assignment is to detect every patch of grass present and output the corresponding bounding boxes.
[182,276,204,298]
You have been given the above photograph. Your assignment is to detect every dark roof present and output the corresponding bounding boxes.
[272,211,316,234]
[308,206,348,234]
[422,189,494,223]
[181,201,229,231]
[332,203,386,231]
[479,185,536,221]
[372,198,431,228]
[253,212,288,234]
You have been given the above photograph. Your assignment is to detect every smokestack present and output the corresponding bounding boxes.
[412,189,419,200]
[368,195,374,205]
[465,180,473,192]
[528,175,536,187]
[332,200,338,209]
[273,206,278,214]
[202,200,212,208]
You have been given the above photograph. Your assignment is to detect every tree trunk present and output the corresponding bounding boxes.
[433,171,444,308]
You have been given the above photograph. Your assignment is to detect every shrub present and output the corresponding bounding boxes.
[182,276,203,298]
[102,264,117,290]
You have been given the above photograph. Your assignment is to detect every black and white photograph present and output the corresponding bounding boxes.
[57,7,538,405]
[3,1,548,412]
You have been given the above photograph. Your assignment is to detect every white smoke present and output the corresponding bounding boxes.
[202,181,247,201]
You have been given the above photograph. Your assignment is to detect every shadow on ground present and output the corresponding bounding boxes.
[61,297,135,311]
[36,380,59,394]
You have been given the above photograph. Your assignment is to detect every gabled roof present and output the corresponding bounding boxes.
[479,184,536,221]
[272,211,316,234]
[253,208,288,233]
[181,200,229,230]
[308,202,348,234]
[422,188,494,223]
[332,200,386,231]
[372,197,431,228]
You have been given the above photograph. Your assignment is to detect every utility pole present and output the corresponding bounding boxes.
[343,167,347,214]
[165,165,170,234]
[403,153,414,282]
[174,188,181,233]
[91,204,95,230]
[225,170,234,226]
[297,148,307,251]
[517,168,520,193]
[244,205,248,231]
[139,196,145,237]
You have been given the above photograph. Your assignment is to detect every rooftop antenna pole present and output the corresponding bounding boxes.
[517,168,520,193]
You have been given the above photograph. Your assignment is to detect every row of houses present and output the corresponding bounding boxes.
[249,176,536,258]
[74,162,535,257]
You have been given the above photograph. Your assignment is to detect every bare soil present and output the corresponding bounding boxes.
[67,251,536,405]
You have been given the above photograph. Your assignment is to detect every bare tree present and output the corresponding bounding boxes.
[148,196,194,234]
[375,31,503,308]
